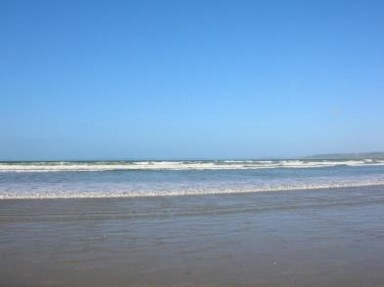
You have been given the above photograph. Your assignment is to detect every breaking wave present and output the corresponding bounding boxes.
[1,159,384,172]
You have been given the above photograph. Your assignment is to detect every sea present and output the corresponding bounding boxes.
[1,158,384,199]
[1,159,384,286]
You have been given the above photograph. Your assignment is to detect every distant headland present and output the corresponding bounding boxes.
[303,152,384,160]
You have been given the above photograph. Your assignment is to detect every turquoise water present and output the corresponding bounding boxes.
[1,159,384,199]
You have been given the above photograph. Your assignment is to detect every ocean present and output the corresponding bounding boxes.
[1,159,384,286]
[1,159,384,199]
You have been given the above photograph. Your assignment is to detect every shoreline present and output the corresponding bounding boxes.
[2,182,384,201]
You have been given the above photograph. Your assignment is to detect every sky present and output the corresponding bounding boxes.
[1,0,384,160]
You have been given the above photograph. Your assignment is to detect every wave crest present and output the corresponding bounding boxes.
[1,159,384,172]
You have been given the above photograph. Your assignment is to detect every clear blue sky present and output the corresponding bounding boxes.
[1,0,384,160]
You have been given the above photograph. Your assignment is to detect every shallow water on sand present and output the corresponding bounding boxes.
[1,186,384,287]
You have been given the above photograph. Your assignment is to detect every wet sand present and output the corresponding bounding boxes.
[1,186,384,287]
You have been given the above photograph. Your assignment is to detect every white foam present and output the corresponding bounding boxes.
[1,177,384,200]
[1,159,384,172]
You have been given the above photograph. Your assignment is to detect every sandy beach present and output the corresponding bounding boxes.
[3,0,384,285]
[1,186,383,287]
